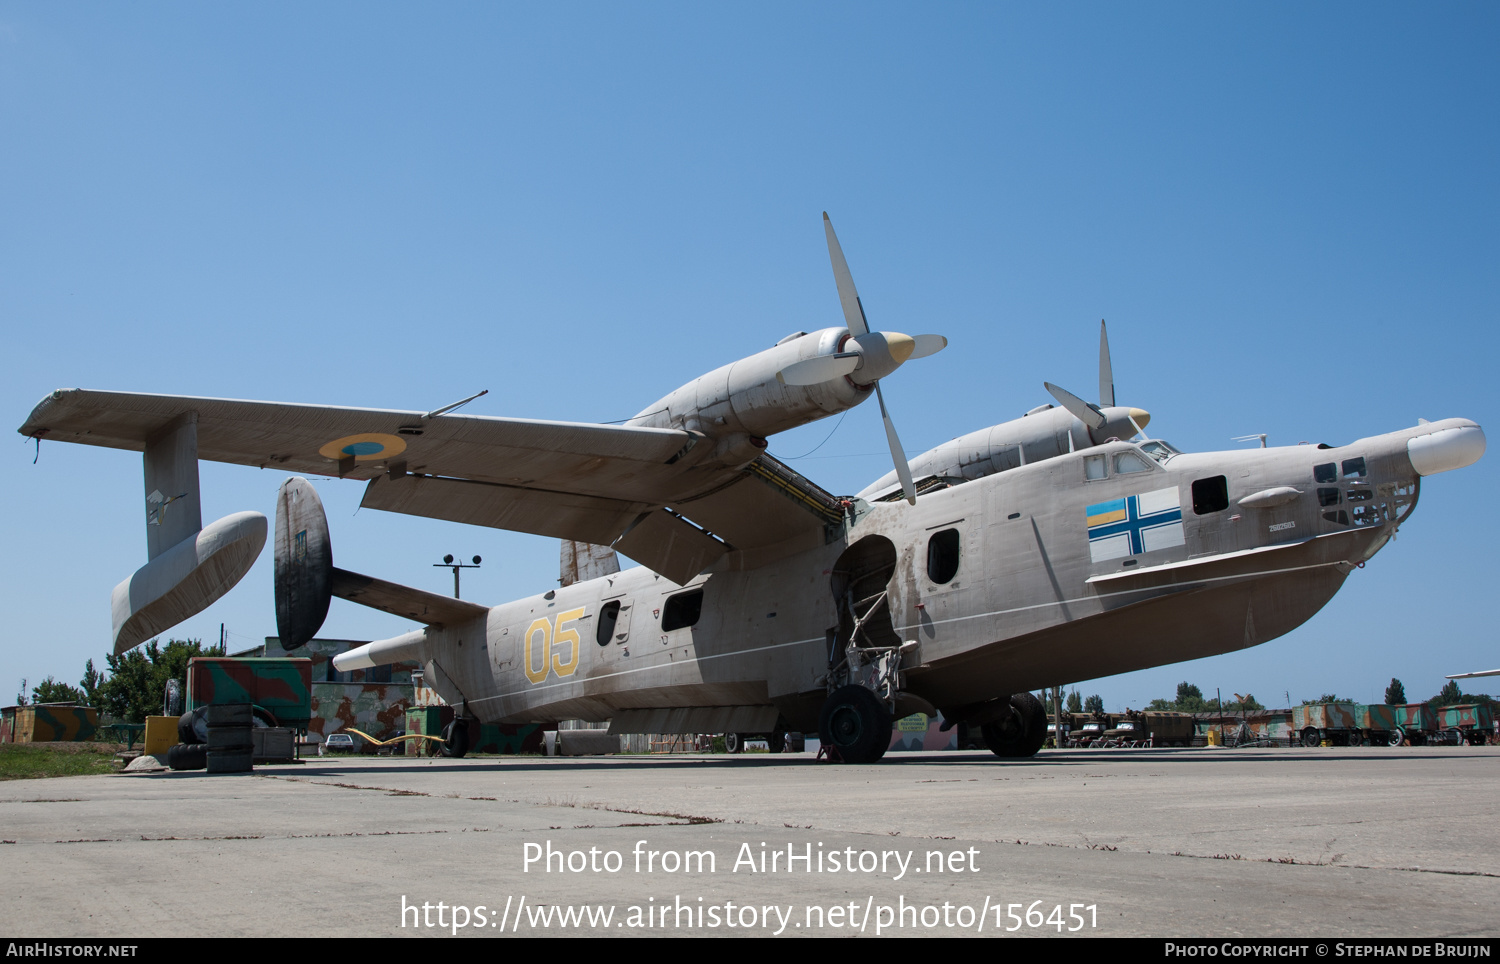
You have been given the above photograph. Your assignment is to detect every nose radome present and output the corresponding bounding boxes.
[1408,423,1485,476]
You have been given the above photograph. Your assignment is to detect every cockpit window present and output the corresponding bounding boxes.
[1314,463,1337,484]
[1342,457,1367,479]
[1114,452,1153,475]
[1084,455,1107,480]
[1138,440,1181,464]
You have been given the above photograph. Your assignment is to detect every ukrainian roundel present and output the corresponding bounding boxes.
[317,433,407,462]
[1086,487,1184,563]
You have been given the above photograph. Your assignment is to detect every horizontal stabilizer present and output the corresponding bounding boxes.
[331,567,488,626]
[112,511,267,654]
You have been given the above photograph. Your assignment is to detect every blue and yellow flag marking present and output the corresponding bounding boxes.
[1086,487,1184,562]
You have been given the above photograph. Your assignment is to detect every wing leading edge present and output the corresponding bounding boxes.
[21,388,845,583]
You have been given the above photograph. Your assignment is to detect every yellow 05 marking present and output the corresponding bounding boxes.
[524,608,586,685]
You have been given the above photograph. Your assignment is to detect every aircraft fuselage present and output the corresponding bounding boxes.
[403,418,1474,734]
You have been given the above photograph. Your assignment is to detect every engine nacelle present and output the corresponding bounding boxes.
[858,404,1153,500]
[628,328,869,439]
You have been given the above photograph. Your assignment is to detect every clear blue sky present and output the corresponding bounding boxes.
[4,4,1496,711]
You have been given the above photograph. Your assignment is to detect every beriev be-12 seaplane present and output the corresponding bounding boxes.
[19,215,1486,763]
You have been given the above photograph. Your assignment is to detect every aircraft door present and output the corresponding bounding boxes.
[829,536,901,659]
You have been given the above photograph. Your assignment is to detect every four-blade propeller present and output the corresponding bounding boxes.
[776,213,948,505]
[1043,320,1151,442]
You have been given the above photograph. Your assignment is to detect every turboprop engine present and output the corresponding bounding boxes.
[629,213,948,503]
[860,320,1149,500]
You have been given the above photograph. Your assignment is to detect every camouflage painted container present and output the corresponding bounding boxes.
[1292,703,1359,731]
[1141,712,1194,745]
[187,658,313,729]
[1357,704,1399,731]
[887,713,957,751]
[404,706,448,756]
[1393,703,1437,731]
[7,705,98,743]
[1438,703,1494,731]
[308,683,411,743]
[0,708,14,743]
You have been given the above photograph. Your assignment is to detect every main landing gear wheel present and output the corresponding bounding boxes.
[981,692,1048,759]
[765,731,786,754]
[818,685,893,764]
[724,733,743,754]
[441,719,470,758]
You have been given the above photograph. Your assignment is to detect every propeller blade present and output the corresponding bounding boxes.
[876,382,917,505]
[908,334,948,360]
[776,352,861,386]
[1098,319,1114,408]
[1044,382,1106,431]
[823,212,870,336]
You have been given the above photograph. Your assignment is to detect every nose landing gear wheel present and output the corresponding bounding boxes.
[818,685,893,764]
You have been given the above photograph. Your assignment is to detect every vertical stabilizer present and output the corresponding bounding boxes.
[144,413,203,560]
[110,411,265,653]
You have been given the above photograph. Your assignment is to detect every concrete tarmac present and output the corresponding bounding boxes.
[3,745,1497,939]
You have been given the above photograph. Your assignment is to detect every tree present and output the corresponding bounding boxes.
[1431,680,1465,708]
[96,638,223,723]
[80,660,103,710]
[1066,690,1082,714]
[1083,694,1104,714]
[1302,694,1350,705]
[1385,678,1406,705]
[30,677,85,705]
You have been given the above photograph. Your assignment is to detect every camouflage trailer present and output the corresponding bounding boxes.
[1437,703,1494,745]
[0,704,98,743]
[187,657,313,729]
[1292,702,1361,746]
[1141,711,1194,746]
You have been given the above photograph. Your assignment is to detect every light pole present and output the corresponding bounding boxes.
[435,554,482,599]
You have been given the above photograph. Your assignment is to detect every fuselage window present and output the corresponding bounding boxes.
[597,600,621,646]
[1342,457,1367,479]
[1114,452,1152,475]
[661,589,704,632]
[1192,476,1229,515]
[1084,455,1106,480]
[1314,463,1337,484]
[1317,487,1341,507]
[927,528,961,584]
[1323,510,1350,526]
[1345,488,1372,502]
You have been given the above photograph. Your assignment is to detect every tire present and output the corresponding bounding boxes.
[982,692,1048,759]
[178,707,209,745]
[1301,727,1322,748]
[207,747,254,773]
[1387,728,1404,747]
[724,732,742,754]
[207,702,254,727]
[818,685,893,764]
[765,731,786,754]
[207,725,253,751]
[166,742,208,771]
[440,719,470,758]
[1348,729,1364,747]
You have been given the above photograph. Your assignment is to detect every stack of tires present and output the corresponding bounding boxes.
[206,703,254,773]
[166,703,255,773]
